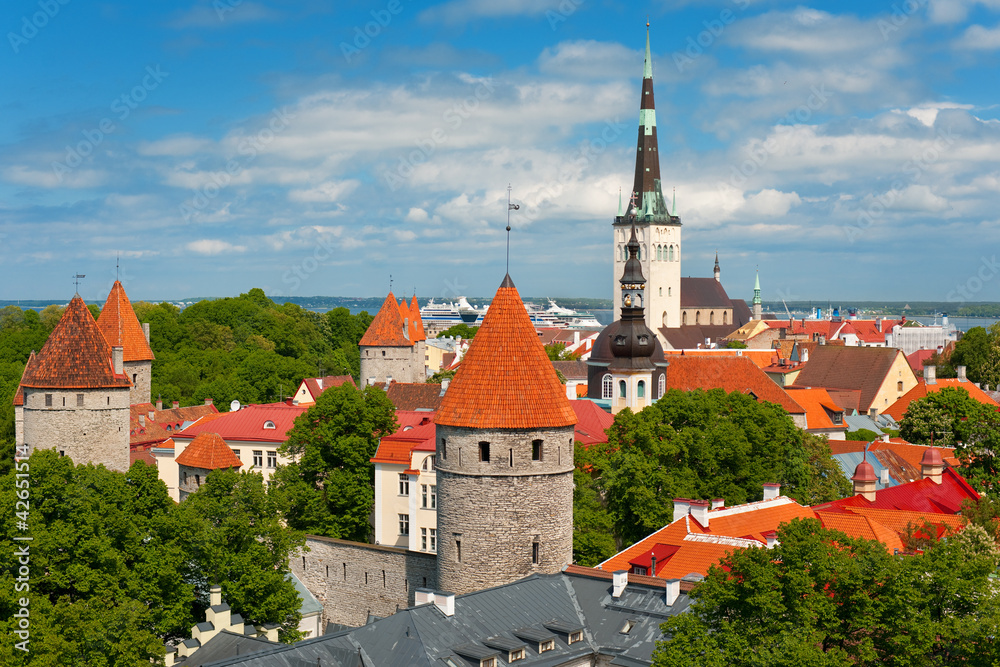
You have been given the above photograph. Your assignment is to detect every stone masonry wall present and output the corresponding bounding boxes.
[435,425,575,596]
[360,345,420,386]
[22,386,130,472]
[289,535,438,628]
[124,360,152,405]
[14,405,23,447]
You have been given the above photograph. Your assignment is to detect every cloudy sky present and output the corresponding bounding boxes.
[2,0,1000,305]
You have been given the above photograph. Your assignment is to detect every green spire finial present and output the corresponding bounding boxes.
[672,187,676,216]
[618,187,623,217]
[753,269,762,305]
[643,21,653,80]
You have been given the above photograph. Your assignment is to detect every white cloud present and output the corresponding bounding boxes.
[957,23,1000,48]
[538,41,639,79]
[405,207,430,223]
[743,189,802,216]
[4,166,107,189]
[288,180,360,203]
[187,239,246,255]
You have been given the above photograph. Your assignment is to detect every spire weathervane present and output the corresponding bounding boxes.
[506,184,519,274]
[73,273,86,294]
[389,274,393,294]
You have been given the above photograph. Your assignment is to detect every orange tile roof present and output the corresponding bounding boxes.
[12,352,35,406]
[663,348,778,369]
[359,293,414,347]
[175,432,243,470]
[571,399,614,446]
[409,295,426,343]
[663,355,805,414]
[784,387,845,430]
[371,411,437,464]
[843,507,966,536]
[436,275,577,429]
[883,379,1000,422]
[815,511,903,553]
[20,295,132,390]
[96,281,155,362]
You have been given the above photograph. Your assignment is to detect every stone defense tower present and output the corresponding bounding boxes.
[359,293,427,385]
[97,280,155,405]
[434,274,578,596]
[588,227,668,413]
[19,295,132,472]
[613,26,682,339]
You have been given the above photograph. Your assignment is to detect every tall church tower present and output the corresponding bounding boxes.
[613,25,681,338]
[434,274,577,596]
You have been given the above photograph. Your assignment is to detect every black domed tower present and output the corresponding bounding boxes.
[588,226,668,413]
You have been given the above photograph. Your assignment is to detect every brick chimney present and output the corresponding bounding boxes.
[112,346,124,375]
[672,498,691,523]
[763,483,781,501]
[172,401,180,409]
[689,500,709,528]
[924,365,936,385]
[204,398,214,406]
[921,447,943,484]
[156,396,163,411]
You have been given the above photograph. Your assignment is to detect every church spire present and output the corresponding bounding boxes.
[630,24,673,224]
[714,252,720,282]
[752,270,763,320]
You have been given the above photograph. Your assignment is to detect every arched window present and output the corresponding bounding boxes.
[668,287,672,296]
[264,420,276,430]
[710,311,715,325]
[659,287,662,296]
[695,311,701,325]
[602,374,613,399]
[422,456,435,471]
[682,312,688,325]
[619,380,627,399]
[668,245,674,261]
[658,374,665,398]
[723,311,728,325]
[637,380,645,398]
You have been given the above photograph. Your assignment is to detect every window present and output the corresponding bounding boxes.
[421,527,427,550]
[532,439,542,461]
[695,311,701,325]
[539,639,554,653]
[422,456,434,471]
[602,373,613,399]
[76,394,84,407]
[833,412,843,425]
[509,648,525,662]
[45,394,52,407]
[398,514,409,535]
[659,287,662,296]
[132,373,137,383]
[658,374,665,399]
[399,473,409,495]
[267,451,277,468]
[429,528,437,552]
[682,312,687,325]
[455,536,462,562]
[195,474,201,487]
[897,381,904,392]
[232,449,240,461]
[710,311,715,325]
[619,380,627,399]
[422,484,428,508]
[441,438,447,459]
[668,287,672,296]
[532,541,540,565]
[430,485,436,509]
[637,380,645,398]
[568,631,583,644]
[479,441,490,462]
[668,245,674,261]
[632,566,647,575]
[252,450,263,467]
[263,420,276,430]
[182,472,188,484]
[481,658,496,667]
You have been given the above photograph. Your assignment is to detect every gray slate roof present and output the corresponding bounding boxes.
[200,570,689,667]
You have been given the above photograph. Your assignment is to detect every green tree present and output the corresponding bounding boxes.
[545,342,581,361]
[654,518,1000,667]
[427,368,456,383]
[272,384,397,541]
[844,427,880,442]
[951,325,1000,388]
[592,389,840,547]
[724,340,748,349]
[572,445,617,565]
[177,469,305,642]
[437,323,478,339]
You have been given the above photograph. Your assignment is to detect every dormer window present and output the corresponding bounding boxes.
[568,630,583,644]
[263,420,276,430]
[539,640,554,653]
[509,648,525,661]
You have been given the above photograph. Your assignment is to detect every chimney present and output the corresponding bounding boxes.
[156,396,163,411]
[139,414,145,427]
[689,500,709,528]
[316,377,323,390]
[415,589,435,607]
[210,585,222,607]
[172,401,180,409]
[665,579,680,606]
[650,554,657,577]
[672,498,691,523]
[148,411,154,422]
[612,571,628,598]
[112,346,124,375]
[764,530,778,549]
[921,447,944,485]
[204,398,213,406]
[142,322,150,343]
[801,348,809,364]
[924,365,936,385]
[434,591,455,616]
[711,498,725,510]
[879,468,889,485]
[574,331,581,345]
[763,483,781,501]
[957,366,967,382]
[852,461,877,502]
[876,318,881,332]
[882,433,890,443]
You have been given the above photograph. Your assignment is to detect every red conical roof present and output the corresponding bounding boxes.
[359,292,413,347]
[409,295,426,342]
[97,281,155,362]
[20,296,131,390]
[175,432,243,470]
[436,275,577,429]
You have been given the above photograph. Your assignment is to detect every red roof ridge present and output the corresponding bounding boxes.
[436,275,577,429]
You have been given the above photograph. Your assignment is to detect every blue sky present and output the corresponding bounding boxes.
[2,1,1000,306]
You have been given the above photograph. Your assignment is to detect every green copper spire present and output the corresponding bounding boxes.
[753,270,762,305]
[643,23,653,80]
[618,187,623,216]
[672,187,676,215]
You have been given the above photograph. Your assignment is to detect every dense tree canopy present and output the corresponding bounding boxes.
[584,389,849,549]
[654,518,1000,667]
[271,383,396,541]
[950,324,1000,389]
[436,323,477,339]
[0,451,304,664]
[899,386,1000,491]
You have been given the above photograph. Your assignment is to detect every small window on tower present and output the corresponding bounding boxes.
[45,394,52,407]
[479,441,490,462]
[532,440,542,461]
[602,374,613,399]
[76,394,84,407]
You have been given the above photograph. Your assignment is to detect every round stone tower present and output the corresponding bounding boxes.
[434,274,578,596]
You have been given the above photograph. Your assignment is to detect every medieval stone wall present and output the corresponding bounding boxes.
[435,425,575,596]
[360,345,421,386]
[14,405,23,447]
[22,386,130,472]
[125,360,152,405]
[289,536,438,628]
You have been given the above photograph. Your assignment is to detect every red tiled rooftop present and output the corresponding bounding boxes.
[663,355,805,414]
[436,275,577,429]
[302,375,355,401]
[359,292,423,348]
[785,387,844,430]
[20,295,132,390]
[792,345,911,413]
[571,400,614,447]
[12,352,35,407]
[663,348,778,369]
[175,432,243,470]
[371,411,436,465]
[385,382,443,411]
[96,280,155,362]
[884,379,1000,422]
[176,402,306,443]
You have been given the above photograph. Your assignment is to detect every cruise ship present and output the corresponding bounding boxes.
[420,297,599,329]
